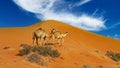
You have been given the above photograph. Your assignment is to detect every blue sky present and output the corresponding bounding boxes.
[0,0,120,40]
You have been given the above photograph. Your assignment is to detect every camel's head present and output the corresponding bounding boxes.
[38,27,42,30]
[51,28,56,33]
[37,27,45,32]
[65,32,70,36]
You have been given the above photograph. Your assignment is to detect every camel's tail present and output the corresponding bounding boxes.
[32,32,36,45]
[32,32,36,40]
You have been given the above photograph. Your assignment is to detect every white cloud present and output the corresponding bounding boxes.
[75,0,91,6]
[91,9,99,17]
[13,0,106,31]
[13,0,56,14]
[68,0,91,9]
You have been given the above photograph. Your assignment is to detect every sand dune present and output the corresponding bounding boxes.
[0,20,120,68]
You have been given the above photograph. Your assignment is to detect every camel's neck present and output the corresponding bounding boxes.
[62,33,68,37]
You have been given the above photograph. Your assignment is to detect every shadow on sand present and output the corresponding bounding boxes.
[45,43,59,46]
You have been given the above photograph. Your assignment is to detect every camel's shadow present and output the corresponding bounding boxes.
[44,43,58,46]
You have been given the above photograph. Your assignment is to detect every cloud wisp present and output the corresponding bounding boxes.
[13,0,106,31]
[108,34,120,40]
[75,0,91,7]
[108,23,120,29]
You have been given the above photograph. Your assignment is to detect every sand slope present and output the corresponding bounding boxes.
[0,20,120,68]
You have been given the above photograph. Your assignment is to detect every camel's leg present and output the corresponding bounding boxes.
[61,38,64,45]
[57,39,61,45]
[43,40,46,46]
[48,37,51,44]
[40,37,44,46]
[32,37,35,45]
[49,38,52,44]
[59,39,62,45]
[36,38,39,47]
[49,36,53,44]
[50,37,52,42]
[45,37,48,44]
[42,36,46,46]
[52,35,55,44]
[45,37,50,44]
[39,37,42,46]
[49,35,54,44]
[52,37,55,44]
[51,36,53,44]
[32,33,36,46]
[33,38,35,47]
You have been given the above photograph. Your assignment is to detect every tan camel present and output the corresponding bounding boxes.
[48,29,57,43]
[53,31,69,45]
[32,28,49,46]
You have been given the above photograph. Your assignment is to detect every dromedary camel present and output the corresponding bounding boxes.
[33,28,69,46]
[52,31,69,45]
[32,28,49,46]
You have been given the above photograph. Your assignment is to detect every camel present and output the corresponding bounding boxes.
[48,29,57,43]
[52,31,69,45]
[32,28,49,46]
[32,28,69,46]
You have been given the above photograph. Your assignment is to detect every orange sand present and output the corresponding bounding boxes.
[0,20,120,68]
